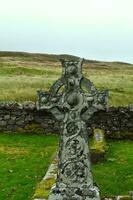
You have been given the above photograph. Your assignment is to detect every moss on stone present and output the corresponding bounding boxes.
[91,128,107,151]
[32,177,56,199]
[90,128,108,163]
[24,122,44,134]
[116,196,132,200]
[16,127,25,133]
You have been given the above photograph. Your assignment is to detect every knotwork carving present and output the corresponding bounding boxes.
[37,58,108,200]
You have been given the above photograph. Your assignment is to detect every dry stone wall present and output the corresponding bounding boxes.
[0,102,132,139]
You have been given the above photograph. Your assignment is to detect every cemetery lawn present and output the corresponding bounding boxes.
[93,140,133,196]
[0,133,58,200]
[0,134,133,199]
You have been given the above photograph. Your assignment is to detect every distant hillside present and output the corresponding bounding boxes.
[0,51,80,63]
[0,51,132,69]
[0,51,133,106]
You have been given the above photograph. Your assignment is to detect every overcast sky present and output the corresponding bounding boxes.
[0,0,133,63]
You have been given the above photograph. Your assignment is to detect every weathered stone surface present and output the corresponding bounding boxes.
[6,125,16,131]
[32,156,57,200]
[8,119,16,125]
[22,101,36,110]
[90,128,108,163]
[0,102,132,138]
[25,115,34,121]
[4,115,10,120]
[128,104,133,112]
[37,59,109,200]
[32,154,133,200]
[11,116,16,120]
[16,120,25,126]
[0,120,7,126]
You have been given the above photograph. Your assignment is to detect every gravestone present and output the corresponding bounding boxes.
[94,129,104,142]
[37,58,108,200]
[90,128,107,164]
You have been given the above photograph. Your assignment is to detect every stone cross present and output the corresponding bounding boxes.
[37,58,108,200]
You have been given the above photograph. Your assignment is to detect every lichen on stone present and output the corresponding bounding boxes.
[90,128,108,163]
[32,177,56,199]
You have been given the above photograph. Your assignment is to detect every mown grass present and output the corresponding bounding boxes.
[0,133,58,200]
[93,140,133,196]
[0,54,133,106]
[0,133,133,199]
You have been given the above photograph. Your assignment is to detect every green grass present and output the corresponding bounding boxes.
[0,133,133,199]
[85,69,133,106]
[0,53,133,106]
[93,140,133,196]
[0,53,132,199]
[0,133,59,200]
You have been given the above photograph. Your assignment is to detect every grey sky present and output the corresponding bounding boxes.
[0,0,133,63]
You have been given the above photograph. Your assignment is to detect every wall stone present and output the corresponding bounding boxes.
[89,106,133,139]
[0,101,132,139]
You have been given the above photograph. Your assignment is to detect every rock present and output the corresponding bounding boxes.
[11,116,16,120]
[25,115,34,121]
[4,115,10,120]
[90,128,108,163]
[116,195,132,200]
[0,102,5,109]
[8,120,16,125]
[32,156,57,200]
[127,122,133,128]
[16,110,23,116]
[16,120,25,125]
[7,125,15,131]
[0,120,7,126]
[128,104,133,112]
[0,101,132,137]
[22,101,35,110]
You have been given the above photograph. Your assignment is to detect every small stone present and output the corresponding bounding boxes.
[0,120,7,126]
[16,111,23,116]
[25,115,34,121]
[16,120,25,125]
[0,103,5,109]
[7,125,14,131]
[4,115,10,120]
[8,120,16,125]
[127,122,133,128]
[11,116,16,120]
[22,101,35,110]
[128,104,133,111]
[116,196,131,200]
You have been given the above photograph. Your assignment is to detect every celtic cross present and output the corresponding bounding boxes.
[37,58,108,200]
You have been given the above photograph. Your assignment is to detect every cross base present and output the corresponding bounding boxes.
[48,185,100,200]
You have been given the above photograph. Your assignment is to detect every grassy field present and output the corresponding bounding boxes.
[0,51,133,106]
[93,140,133,196]
[0,134,58,200]
[0,134,133,200]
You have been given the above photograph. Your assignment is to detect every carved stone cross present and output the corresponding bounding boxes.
[37,58,108,200]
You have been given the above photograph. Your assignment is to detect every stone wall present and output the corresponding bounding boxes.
[89,106,133,139]
[0,102,133,139]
